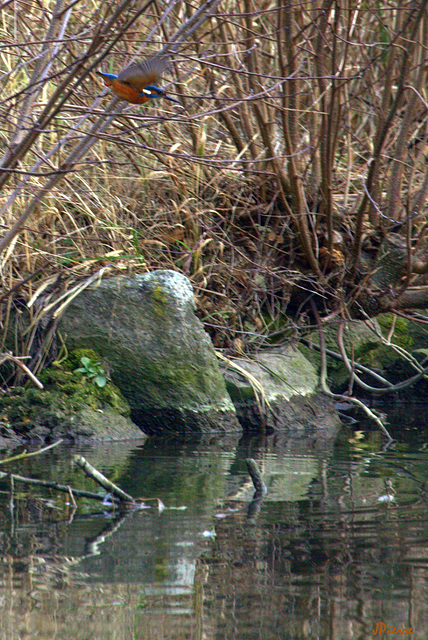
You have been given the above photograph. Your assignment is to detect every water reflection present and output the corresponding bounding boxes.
[0,417,428,639]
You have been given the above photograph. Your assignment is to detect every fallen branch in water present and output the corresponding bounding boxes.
[0,439,63,465]
[0,453,150,509]
[0,470,105,501]
[0,450,135,505]
[74,455,135,504]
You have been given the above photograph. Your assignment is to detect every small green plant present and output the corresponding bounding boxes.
[74,356,108,388]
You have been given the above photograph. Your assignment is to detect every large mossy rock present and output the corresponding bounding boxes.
[221,345,341,441]
[59,271,240,436]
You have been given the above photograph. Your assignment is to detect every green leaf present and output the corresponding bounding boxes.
[75,367,86,374]
[94,375,107,387]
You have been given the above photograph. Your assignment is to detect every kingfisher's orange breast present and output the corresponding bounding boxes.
[109,79,150,104]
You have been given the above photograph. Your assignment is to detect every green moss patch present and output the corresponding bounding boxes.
[0,349,130,436]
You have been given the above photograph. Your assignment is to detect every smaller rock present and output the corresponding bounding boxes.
[222,345,341,438]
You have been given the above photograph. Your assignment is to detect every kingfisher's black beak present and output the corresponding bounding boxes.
[164,94,182,104]
[147,86,181,105]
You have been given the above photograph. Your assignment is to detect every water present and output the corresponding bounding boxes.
[0,406,427,639]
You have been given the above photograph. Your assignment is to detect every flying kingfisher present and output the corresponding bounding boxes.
[97,54,180,105]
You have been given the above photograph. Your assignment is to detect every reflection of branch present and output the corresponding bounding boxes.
[246,458,267,523]
[56,511,131,567]
[84,512,129,559]
[246,458,267,499]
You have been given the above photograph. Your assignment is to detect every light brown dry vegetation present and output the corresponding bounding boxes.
[0,0,427,374]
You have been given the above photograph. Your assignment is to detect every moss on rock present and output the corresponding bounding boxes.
[0,349,139,441]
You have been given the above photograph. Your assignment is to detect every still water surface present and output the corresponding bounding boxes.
[0,403,427,639]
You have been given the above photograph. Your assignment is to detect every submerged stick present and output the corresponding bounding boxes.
[0,439,63,465]
[246,458,267,499]
[74,455,135,503]
[0,471,105,501]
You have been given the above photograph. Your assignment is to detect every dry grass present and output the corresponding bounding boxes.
[0,0,427,375]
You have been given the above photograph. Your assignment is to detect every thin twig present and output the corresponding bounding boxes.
[0,439,63,465]
[312,301,392,442]
[0,471,106,501]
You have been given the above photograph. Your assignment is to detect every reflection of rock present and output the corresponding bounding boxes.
[73,509,207,587]
[66,439,238,586]
[199,449,426,640]
[222,346,341,437]
[60,271,240,436]
[5,431,427,640]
